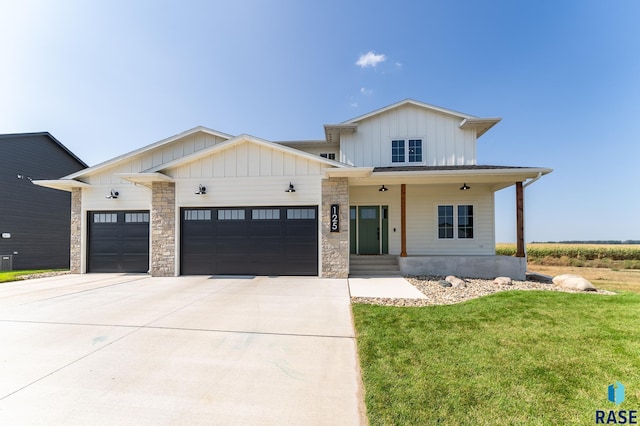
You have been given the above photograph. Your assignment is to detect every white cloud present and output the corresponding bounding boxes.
[360,87,372,95]
[356,51,387,68]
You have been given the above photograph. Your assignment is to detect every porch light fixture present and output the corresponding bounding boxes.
[285,182,296,193]
[106,189,119,199]
[460,183,470,191]
[378,185,389,192]
[195,184,206,195]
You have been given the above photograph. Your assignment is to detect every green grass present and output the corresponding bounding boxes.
[0,269,62,283]
[353,291,640,425]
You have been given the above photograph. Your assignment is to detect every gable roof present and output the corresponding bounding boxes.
[64,126,232,180]
[323,99,501,142]
[147,133,350,173]
[0,132,88,168]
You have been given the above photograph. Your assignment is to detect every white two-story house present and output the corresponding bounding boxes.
[36,99,551,280]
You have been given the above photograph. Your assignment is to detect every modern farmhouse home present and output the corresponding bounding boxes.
[35,99,551,279]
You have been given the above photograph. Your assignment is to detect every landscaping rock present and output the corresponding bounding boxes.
[552,274,597,292]
[445,275,467,288]
[438,280,452,288]
[493,276,513,286]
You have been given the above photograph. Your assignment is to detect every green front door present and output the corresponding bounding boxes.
[358,206,380,255]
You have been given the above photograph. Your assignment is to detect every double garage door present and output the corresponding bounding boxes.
[87,207,318,275]
[181,206,318,276]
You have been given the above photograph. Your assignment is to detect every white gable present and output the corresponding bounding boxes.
[165,140,324,179]
[340,103,478,168]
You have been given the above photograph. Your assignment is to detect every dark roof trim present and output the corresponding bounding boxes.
[373,165,538,173]
[0,132,88,168]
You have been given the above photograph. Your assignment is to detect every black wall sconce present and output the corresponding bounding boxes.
[378,185,389,192]
[106,189,119,199]
[285,182,296,193]
[460,183,470,191]
[195,184,206,195]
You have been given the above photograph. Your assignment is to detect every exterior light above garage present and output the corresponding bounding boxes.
[106,189,119,199]
[378,185,389,192]
[460,183,470,191]
[286,182,296,193]
[195,184,206,195]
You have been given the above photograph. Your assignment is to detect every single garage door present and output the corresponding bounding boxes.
[181,206,318,276]
[87,211,150,273]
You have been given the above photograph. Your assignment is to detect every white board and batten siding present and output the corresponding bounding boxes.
[340,104,477,167]
[406,185,495,255]
[167,141,325,206]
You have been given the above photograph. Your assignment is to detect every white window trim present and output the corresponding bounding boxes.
[435,203,475,240]
[390,138,425,165]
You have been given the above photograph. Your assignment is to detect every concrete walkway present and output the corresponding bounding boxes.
[348,276,426,299]
[0,274,365,425]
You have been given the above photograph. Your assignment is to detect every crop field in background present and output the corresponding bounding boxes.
[496,243,640,269]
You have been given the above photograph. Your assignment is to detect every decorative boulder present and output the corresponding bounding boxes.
[445,275,467,288]
[494,276,513,286]
[438,280,452,288]
[552,274,597,292]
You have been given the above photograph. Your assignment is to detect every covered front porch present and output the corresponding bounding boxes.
[325,165,551,280]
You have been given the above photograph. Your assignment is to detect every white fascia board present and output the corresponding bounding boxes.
[63,126,233,180]
[32,179,91,192]
[323,167,373,178]
[364,167,553,187]
[115,172,174,186]
[146,134,352,173]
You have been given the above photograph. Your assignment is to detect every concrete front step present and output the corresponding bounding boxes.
[349,255,400,276]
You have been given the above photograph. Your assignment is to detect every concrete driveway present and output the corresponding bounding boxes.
[0,274,365,425]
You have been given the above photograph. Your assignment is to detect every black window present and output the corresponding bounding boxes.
[185,210,212,221]
[287,208,316,219]
[438,204,474,239]
[217,209,245,220]
[251,209,280,220]
[438,205,454,239]
[458,205,474,239]
[391,140,405,163]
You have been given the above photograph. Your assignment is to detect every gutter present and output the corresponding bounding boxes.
[523,172,543,188]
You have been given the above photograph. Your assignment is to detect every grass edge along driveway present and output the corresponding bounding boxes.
[353,290,640,425]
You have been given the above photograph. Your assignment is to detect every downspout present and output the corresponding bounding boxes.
[523,172,542,188]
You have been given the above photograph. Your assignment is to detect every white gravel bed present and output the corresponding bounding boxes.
[351,276,616,307]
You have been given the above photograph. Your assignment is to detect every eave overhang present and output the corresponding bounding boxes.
[115,172,174,187]
[323,167,373,178]
[459,117,502,137]
[323,124,358,144]
[32,179,91,192]
[349,166,552,191]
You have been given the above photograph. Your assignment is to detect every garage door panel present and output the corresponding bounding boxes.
[88,211,149,273]
[181,206,317,276]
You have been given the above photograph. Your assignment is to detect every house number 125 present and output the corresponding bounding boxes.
[330,204,340,232]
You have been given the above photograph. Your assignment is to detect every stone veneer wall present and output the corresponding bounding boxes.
[70,188,82,274]
[151,182,176,277]
[321,177,349,278]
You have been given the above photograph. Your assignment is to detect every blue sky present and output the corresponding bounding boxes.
[1,0,639,242]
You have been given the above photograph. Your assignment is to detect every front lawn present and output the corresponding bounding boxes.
[353,291,640,425]
[0,270,62,283]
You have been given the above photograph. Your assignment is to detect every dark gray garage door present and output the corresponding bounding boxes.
[181,206,318,276]
[87,211,150,273]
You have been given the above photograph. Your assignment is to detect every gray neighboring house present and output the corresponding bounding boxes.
[35,99,552,279]
[0,133,87,271]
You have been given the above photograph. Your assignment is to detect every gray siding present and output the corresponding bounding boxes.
[0,133,86,270]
